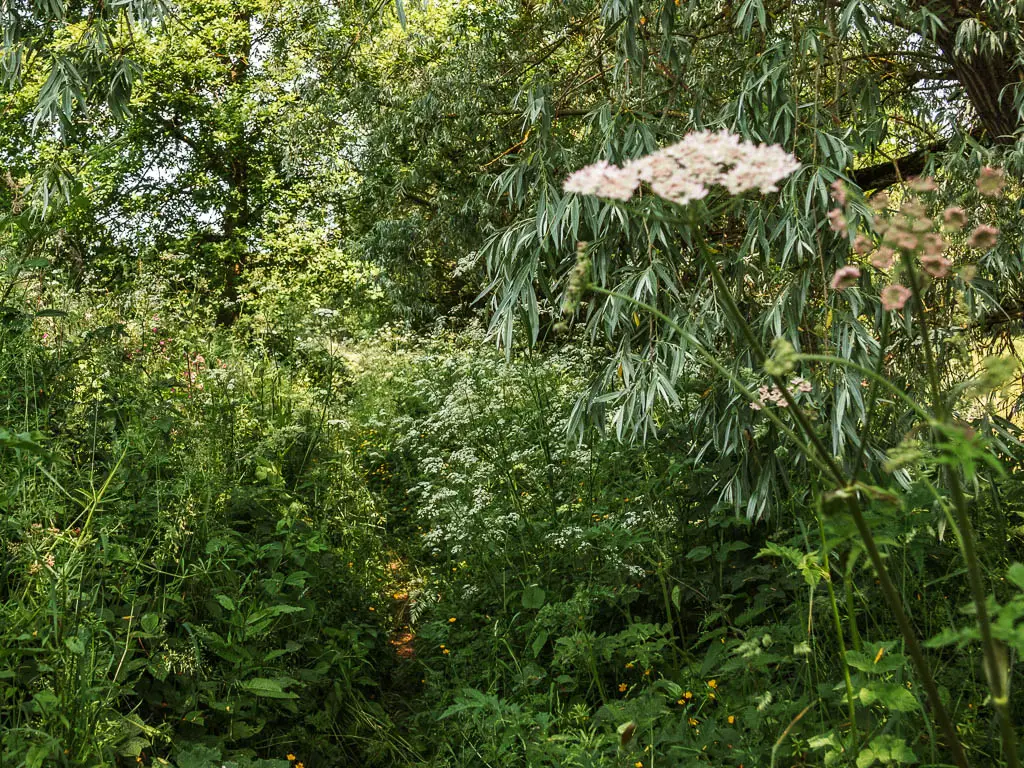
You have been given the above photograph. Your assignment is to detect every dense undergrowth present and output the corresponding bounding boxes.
[3,259,1024,768]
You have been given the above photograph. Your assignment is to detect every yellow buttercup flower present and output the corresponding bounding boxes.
[618,683,628,692]
[707,679,717,689]
[727,715,736,724]
[287,755,296,761]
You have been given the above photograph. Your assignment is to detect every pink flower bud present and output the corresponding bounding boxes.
[853,234,873,255]
[870,247,895,270]
[967,224,999,250]
[830,265,861,291]
[828,208,848,236]
[830,179,848,207]
[920,255,952,278]
[942,206,967,230]
[908,176,937,192]
[976,166,1005,197]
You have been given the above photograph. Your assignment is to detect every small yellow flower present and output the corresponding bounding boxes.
[287,755,296,761]
[625,662,635,669]
[448,617,457,623]
[635,762,644,768]
[618,683,628,692]
[643,668,651,677]
[439,644,445,648]
[728,715,736,724]
[442,648,450,655]
[688,717,699,726]
[677,698,685,705]
[709,692,716,700]
[683,690,693,700]
[707,679,717,689]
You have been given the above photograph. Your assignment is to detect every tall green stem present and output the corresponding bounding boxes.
[816,501,859,755]
[902,253,1019,768]
[589,246,970,767]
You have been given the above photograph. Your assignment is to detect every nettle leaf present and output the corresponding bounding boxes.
[686,545,712,562]
[857,681,918,712]
[856,735,918,767]
[521,585,546,609]
[924,624,978,649]
[239,677,300,699]
[214,594,235,611]
[845,645,906,674]
[1006,562,1024,591]
[174,744,222,768]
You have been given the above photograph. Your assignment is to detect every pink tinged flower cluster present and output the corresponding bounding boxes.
[750,377,811,410]
[752,385,787,409]
[920,255,952,278]
[563,160,640,201]
[908,175,938,193]
[830,180,848,207]
[968,224,999,250]
[942,206,967,230]
[976,166,1005,197]
[870,247,895,271]
[830,265,860,291]
[563,130,801,205]
[827,208,848,236]
[881,284,911,311]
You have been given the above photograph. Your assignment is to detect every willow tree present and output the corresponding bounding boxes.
[348,0,1023,516]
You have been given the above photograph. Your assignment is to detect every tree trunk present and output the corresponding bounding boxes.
[927,3,1021,144]
[218,8,253,326]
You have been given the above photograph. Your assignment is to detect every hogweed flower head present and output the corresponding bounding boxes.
[830,265,861,291]
[976,166,1005,197]
[563,130,800,206]
[967,224,999,250]
[942,206,967,230]
[790,376,813,393]
[920,255,952,278]
[908,175,938,193]
[868,191,890,212]
[853,234,873,255]
[563,160,640,201]
[881,284,912,311]
[870,247,895,271]
[830,179,848,207]
[827,208,848,236]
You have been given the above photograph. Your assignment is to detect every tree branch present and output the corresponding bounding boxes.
[850,140,947,191]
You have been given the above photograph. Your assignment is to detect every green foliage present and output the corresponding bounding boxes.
[0,271,397,766]
[3,0,1024,766]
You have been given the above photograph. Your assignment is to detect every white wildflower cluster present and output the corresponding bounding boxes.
[749,377,813,411]
[564,130,801,206]
[546,526,590,552]
[624,564,646,579]
[620,504,674,532]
